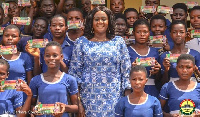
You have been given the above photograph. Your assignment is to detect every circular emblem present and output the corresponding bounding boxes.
[180,99,196,115]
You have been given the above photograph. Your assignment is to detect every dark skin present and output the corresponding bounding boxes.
[31,46,78,116]
[160,59,198,117]
[32,19,48,39]
[2,28,33,85]
[110,0,125,14]
[0,8,4,26]
[115,18,127,36]
[190,9,200,29]
[81,0,91,15]
[171,8,188,22]
[0,64,32,117]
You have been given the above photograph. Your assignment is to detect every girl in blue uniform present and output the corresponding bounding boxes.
[0,59,32,117]
[159,54,200,116]
[115,65,163,117]
[29,41,78,117]
[1,25,33,84]
[159,20,200,85]
[128,19,161,98]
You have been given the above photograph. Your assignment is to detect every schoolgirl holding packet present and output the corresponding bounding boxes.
[29,41,78,117]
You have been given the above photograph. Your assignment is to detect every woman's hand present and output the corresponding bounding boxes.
[150,60,161,75]
[52,102,66,117]
[17,79,32,96]
[163,58,170,72]
[25,42,40,58]
[78,103,85,117]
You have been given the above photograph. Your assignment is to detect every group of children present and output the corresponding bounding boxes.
[1,0,200,116]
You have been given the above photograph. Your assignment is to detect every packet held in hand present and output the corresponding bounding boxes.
[157,6,173,14]
[91,0,105,4]
[12,17,31,25]
[149,35,167,47]
[140,6,156,13]
[67,21,83,29]
[0,45,17,55]
[166,54,180,63]
[28,39,49,48]
[33,103,61,114]
[18,0,31,6]
[135,57,156,67]
[191,29,200,38]
[0,80,22,92]
[0,27,5,35]
[184,1,198,9]
[2,3,9,17]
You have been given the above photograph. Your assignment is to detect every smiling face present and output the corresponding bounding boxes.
[176,59,194,80]
[171,8,187,22]
[50,17,67,39]
[110,0,125,14]
[170,24,186,45]
[33,19,47,38]
[125,11,138,28]
[2,28,20,46]
[134,24,150,44]
[0,64,9,82]
[44,46,63,69]
[93,11,108,35]
[130,71,147,93]
[190,9,200,29]
[151,19,166,36]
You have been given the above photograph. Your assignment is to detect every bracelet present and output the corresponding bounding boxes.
[78,96,81,100]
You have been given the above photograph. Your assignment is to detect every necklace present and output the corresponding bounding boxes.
[93,37,107,42]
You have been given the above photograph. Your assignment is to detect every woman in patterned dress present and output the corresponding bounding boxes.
[69,6,131,117]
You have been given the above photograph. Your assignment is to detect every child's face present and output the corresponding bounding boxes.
[0,64,8,82]
[8,2,20,18]
[151,19,166,36]
[81,0,91,13]
[190,10,200,29]
[171,8,187,22]
[170,24,186,45]
[0,9,4,25]
[40,0,56,18]
[125,11,138,28]
[2,28,20,46]
[145,0,160,7]
[110,0,125,14]
[44,46,63,69]
[33,19,47,38]
[134,24,150,44]
[63,0,76,13]
[50,17,67,39]
[130,71,147,93]
[67,11,84,22]
[176,59,194,80]
[115,18,127,36]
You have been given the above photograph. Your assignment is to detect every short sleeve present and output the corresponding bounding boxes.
[29,76,38,98]
[114,97,125,117]
[24,53,33,72]
[13,91,23,109]
[193,50,200,70]
[159,83,169,100]
[67,74,78,96]
[153,97,163,117]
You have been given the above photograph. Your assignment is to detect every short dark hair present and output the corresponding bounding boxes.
[133,19,150,32]
[67,8,83,19]
[150,14,166,26]
[84,6,115,40]
[189,6,200,13]
[40,0,55,6]
[124,8,138,17]
[170,20,187,32]
[45,41,63,54]
[3,24,20,35]
[115,13,127,24]
[172,3,188,14]
[50,14,67,26]
[177,54,195,65]
[0,59,10,72]
[34,17,48,30]
[130,65,148,78]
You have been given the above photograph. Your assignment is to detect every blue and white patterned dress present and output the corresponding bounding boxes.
[69,36,131,117]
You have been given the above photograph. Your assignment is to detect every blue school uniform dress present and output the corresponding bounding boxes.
[159,49,200,81]
[115,94,163,117]
[29,72,78,117]
[159,81,200,114]
[69,36,131,117]
[40,40,73,73]
[65,32,76,46]
[128,46,160,98]
[2,52,33,82]
[0,90,23,116]
[185,38,200,53]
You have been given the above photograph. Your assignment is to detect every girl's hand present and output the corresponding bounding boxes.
[132,58,137,67]
[163,39,170,51]
[52,102,66,117]
[150,60,161,75]
[163,58,170,72]
[25,42,40,57]
[78,103,85,117]
[17,79,32,96]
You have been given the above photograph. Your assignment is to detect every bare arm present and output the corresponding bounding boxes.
[26,71,33,85]
[56,0,65,14]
